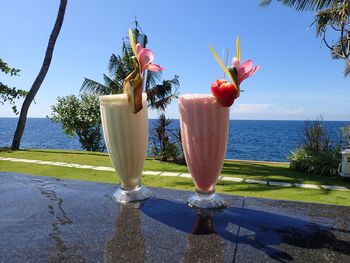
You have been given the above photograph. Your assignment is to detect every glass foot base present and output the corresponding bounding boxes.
[188,191,226,209]
[113,185,153,204]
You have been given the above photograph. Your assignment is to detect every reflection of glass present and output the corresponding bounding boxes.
[104,203,146,262]
[183,209,223,262]
[100,93,152,203]
[191,210,216,235]
[179,94,229,208]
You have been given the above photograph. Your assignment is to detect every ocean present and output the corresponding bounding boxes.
[0,118,349,162]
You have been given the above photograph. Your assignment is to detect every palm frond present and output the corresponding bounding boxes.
[146,76,179,108]
[276,0,341,11]
[330,36,349,59]
[108,54,132,81]
[167,75,180,88]
[80,78,112,95]
[103,74,123,94]
[121,47,135,72]
[121,40,135,65]
[149,95,177,111]
[145,70,162,90]
[131,24,148,47]
[260,0,272,7]
[315,6,347,36]
[344,62,350,77]
[147,76,179,97]
[121,41,131,58]
[108,54,119,76]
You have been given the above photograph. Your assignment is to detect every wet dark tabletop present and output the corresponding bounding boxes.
[1,173,350,263]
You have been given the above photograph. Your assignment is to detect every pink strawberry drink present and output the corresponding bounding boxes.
[179,94,229,193]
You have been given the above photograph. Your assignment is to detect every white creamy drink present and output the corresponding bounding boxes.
[100,93,148,190]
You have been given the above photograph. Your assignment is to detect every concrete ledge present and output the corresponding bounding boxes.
[269,181,293,187]
[142,171,162,176]
[294,183,321,189]
[245,179,268,185]
[92,167,115,171]
[178,173,191,178]
[159,172,181,177]
[321,185,350,191]
[221,177,244,182]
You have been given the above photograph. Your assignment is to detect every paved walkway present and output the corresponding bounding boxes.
[0,156,349,191]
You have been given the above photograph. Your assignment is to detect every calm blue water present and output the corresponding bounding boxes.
[1,118,349,162]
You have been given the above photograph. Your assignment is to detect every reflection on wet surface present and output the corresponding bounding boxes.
[1,173,350,263]
[104,203,146,263]
[228,207,350,262]
[141,198,350,262]
[38,182,85,263]
[191,209,217,235]
[183,209,224,263]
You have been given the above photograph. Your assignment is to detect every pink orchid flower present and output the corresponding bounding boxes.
[136,43,165,73]
[232,57,259,85]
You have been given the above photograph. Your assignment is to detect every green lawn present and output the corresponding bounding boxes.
[1,148,350,206]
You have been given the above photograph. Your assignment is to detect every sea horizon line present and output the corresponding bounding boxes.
[1,117,350,122]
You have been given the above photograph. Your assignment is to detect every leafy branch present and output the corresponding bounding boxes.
[0,58,27,114]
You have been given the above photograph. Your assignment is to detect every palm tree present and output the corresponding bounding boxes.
[261,0,350,76]
[11,0,68,149]
[150,113,179,161]
[81,22,179,110]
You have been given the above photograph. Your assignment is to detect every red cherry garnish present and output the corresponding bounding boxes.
[210,79,238,107]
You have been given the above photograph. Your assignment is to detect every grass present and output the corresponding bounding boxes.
[1,148,350,206]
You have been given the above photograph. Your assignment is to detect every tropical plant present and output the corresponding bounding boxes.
[289,118,341,176]
[150,114,179,162]
[340,124,350,148]
[0,59,27,114]
[261,0,350,77]
[12,0,68,149]
[173,128,186,164]
[51,94,105,152]
[289,147,341,175]
[80,21,179,110]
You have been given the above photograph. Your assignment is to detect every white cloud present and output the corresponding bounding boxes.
[231,103,304,117]
[231,104,273,114]
[278,107,303,115]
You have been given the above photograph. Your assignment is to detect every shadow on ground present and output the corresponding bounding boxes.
[140,198,350,262]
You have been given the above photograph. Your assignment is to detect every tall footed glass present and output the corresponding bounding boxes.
[99,93,152,204]
[179,94,229,209]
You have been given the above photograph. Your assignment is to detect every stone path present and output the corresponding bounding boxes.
[1,156,349,191]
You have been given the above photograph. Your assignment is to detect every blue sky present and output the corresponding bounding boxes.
[1,0,349,120]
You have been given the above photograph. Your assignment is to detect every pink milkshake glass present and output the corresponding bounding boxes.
[179,94,229,208]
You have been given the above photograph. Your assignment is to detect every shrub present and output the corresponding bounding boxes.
[289,118,341,176]
[50,94,106,152]
[289,147,340,176]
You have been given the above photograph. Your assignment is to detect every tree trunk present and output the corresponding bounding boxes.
[11,0,68,150]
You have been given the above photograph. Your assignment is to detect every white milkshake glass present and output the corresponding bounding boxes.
[99,93,152,203]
